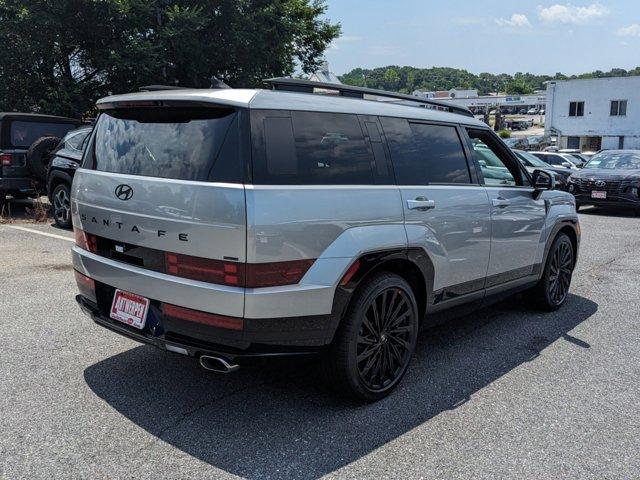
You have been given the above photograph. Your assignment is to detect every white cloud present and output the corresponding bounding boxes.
[328,35,362,50]
[495,14,532,28]
[537,3,609,24]
[617,24,640,37]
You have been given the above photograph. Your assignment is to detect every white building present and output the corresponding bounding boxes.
[432,93,546,113]
[545,76,640,151]
[413,88,478,99]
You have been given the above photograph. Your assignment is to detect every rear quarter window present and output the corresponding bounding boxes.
[251,110,376,185]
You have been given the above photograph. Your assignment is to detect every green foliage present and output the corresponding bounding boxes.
[0,0,340,117]
[340,65,640,96]
[498,129,511,139]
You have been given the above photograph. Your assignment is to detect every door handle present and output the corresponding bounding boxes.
[407,198,436,210]
[491,197,511,208]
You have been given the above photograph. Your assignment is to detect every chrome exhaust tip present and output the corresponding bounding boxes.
[199,355,240,374]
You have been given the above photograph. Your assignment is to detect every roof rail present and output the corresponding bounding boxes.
[263,77,474,118]
[139,85,187,92]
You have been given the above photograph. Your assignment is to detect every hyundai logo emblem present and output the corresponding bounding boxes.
[594,180,606,188]
[114,184,133,201]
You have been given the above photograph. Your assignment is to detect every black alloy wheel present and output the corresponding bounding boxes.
[529,232,574,311]
[356,287,415,392]
[321,272,419,402]
[547,239,573,305]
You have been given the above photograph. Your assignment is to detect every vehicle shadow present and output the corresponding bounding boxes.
[84,293,597,479]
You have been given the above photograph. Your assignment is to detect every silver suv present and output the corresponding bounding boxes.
[72,79,580,401]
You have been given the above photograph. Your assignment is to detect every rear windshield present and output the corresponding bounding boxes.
[92,107,240,182]
[8,121,78,148]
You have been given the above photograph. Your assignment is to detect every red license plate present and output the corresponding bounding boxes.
[110,289,150,330]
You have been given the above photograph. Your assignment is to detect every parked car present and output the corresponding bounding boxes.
[503,137,529,149]
[527,108,539,115]
[71,79,579,402]
[513,149,572,190]
[567,150,640,213]
[558,149,589,167]
[0,113,82,207]
[527,135,552,151]
[532,151,581,169]
[47,126,93,228]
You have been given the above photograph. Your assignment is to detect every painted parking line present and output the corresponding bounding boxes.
[2,224,74,242]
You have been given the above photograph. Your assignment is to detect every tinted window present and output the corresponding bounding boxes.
[533,153,564,166]
[92,107,240,182]
[254,111,375,185]
[8,121,77,148]
[380,117,471,185]
[569,101,584,117]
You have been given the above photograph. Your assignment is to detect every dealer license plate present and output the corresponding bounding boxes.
[591,191,607,199]
[110,289,150,330]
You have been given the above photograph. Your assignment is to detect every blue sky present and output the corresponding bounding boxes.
[322,1,640,75]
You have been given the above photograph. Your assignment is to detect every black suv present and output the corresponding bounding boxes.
[0,113,82,207]
[47,126,93,228]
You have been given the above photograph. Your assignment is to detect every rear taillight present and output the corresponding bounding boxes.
[74,228,98,253]
[165,253,245,286]
[161,303,244,331]
[163,253,314,288]
[0,153,11,166]
[74,270,96,302]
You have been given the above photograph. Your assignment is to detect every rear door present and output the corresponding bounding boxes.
[381,117,492,299]
[72,105,247,316]
[465,128,546,286]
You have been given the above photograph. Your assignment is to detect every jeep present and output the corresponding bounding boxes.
[72,79,580,401]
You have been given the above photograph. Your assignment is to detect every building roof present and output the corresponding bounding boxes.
[97,88,485,127]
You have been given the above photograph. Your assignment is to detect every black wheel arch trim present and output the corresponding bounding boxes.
[47,169,73,199]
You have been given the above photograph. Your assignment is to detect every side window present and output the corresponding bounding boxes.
[252,111,375,185]
[380,117,471,185]
[569,101,584,117]
[466,129,525,187]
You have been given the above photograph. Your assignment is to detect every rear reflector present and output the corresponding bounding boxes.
[161,303,244,331]
[74,270,96,302]
[0,153,11,166]
[74,228,97,253]
[339,259,361,286]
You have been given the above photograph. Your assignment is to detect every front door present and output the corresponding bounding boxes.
[465,128,546,287]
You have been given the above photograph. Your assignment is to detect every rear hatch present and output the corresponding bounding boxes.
[72,103,248,315]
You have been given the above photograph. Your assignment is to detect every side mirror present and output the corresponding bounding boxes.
[533,169,555,192]
[478,159,487,167]
[561,161,573,168]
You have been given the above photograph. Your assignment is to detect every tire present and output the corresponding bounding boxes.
[51,183,72,229]
[528,233,574,311]
[26,136,61,181]
[321,272,419,402]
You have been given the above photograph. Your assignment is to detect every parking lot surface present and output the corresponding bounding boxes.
[1,207,639,480]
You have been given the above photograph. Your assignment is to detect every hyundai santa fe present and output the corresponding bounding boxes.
[72,79,580,401]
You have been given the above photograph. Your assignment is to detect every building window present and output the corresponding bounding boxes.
[569,101,584,117]
[610,100,627,116]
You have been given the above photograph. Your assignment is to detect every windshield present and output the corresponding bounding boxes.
[516,151,549,167]
[584,151,640,170]
[93,107,238,181]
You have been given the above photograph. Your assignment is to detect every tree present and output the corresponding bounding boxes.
[505,79,534,95]
[0,0,340,117]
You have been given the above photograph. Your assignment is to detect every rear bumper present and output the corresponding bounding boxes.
[76,276,339,356]
[0,177,38,194]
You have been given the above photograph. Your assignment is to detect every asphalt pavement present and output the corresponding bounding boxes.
[1,207,638,479]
